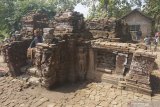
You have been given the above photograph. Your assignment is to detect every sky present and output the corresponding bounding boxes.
[74,0,145,18]
[74,3,89,18]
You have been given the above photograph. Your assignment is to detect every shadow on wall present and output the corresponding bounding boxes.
[153,62,159,70]
[150,62,160,94]
[150,74,160,94]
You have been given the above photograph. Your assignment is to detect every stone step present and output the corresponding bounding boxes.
[152,94,160,100]
[117,80,126,89]
[126,83,152,95]
[27,67,41,77]
[100,73,126,86]
[101,75,119,85]
[96,67,112,74]
[28,76,41,86]
[118,81,126,85]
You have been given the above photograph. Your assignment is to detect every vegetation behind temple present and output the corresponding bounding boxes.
[0,0,159,39]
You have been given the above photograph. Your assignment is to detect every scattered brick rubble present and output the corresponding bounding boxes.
[21,11,49,39]
[21,11,48,28]
[86,19,115,40]
[86,18,113,30]
[54,11,85,33]
[86,19,132,42]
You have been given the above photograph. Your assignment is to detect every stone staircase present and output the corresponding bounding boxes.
[117,77,126,89]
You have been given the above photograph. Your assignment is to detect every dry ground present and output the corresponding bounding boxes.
[1,76,160,107]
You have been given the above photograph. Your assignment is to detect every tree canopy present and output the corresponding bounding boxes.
[143,0,160,31]
[0,0,78,37]
[0,0,159,38]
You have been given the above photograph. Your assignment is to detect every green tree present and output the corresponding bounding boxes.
[0,0,57,36]
[86,0,132,19]
[0,0,80,36]
[143,0,160,31]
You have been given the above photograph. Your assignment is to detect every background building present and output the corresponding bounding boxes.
[120,9,153,40]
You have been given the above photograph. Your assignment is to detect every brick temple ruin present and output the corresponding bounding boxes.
[1,10,157,95]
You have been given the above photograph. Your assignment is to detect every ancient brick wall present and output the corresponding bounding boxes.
[32,39,90,88]
[126,50,156,94]
[1,45,8,63]
[86,19,132,42]
[96,50,116,72]
[27,11,91,88]
[88,40,156,94]
[4,39,32,76]
[34,43,59,88]
[21,11,49,39]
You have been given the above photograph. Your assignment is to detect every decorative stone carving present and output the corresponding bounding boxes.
[77,47,87,80]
